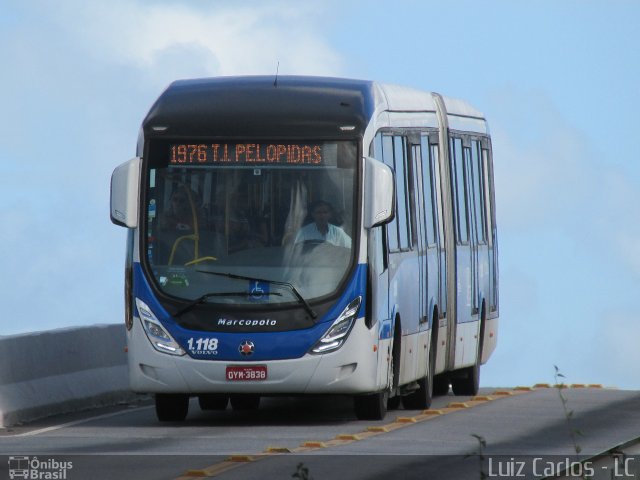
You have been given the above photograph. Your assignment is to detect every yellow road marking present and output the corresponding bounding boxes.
[447,402,470,408]
[176,384,576,479]
[396,416,418,423]
[493,390,515,396]
[367,425,391,433]
[300,441,327,448]
[423,408,445,415]
[264,446,292,453]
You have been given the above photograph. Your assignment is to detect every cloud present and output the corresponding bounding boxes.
[43,1,343,87]
[491,89,591,231]
[0,0,345,335]
[490,87,640,278]
[596,310,640,387]
[482,87,640,389]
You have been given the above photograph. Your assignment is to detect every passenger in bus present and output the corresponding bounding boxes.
[294,200,351,248]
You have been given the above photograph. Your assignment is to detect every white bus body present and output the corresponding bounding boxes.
[111,76,498,420]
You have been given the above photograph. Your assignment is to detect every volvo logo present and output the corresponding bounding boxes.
[239,340,255,356]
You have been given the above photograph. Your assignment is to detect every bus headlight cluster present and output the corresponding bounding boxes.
[310,296,362,354]
[135,298,186,356]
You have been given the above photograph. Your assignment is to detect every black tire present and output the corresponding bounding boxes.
[402,341,435,410]
[384,325,402,412]
[354,391,388,420]
[155,394,189,422]
[433,374,451,396]
[451,362,480,396]
[198,394,229,411]
[230,394,261,410]
[387,395,402,410]
[451,364,480,396]
[451,341,481,396]
[451,319,483,396]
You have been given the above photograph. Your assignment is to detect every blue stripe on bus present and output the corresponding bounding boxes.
[132,263,367,361]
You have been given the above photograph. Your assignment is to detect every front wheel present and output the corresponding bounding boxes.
[155,394,189,422]
[354,391,388,420]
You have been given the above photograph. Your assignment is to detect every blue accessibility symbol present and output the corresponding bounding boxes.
[249,281,270,301]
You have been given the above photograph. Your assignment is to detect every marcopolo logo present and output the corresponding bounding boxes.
[217,318,277,327]
[8,456,73,479]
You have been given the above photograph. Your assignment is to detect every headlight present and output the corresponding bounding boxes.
[310,296,362,354]
[135,298,186,356]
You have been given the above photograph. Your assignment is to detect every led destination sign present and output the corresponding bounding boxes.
[169,142,338,167]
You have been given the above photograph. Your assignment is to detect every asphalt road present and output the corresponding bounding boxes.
[1,387,640,480]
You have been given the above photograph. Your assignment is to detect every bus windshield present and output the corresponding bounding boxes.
[144,140,358,308]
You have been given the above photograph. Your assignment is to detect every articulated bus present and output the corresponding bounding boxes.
[110,76,498,421]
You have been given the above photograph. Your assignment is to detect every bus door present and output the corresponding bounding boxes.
[465,143,479,315]
[450,137,476,366]
[422,133,446,328]
[414,134,445,328]
[470,139,490,320]
[371,134,394,388]
[411,139,429,330]
[409,141,428,330]
[483,144,499,318]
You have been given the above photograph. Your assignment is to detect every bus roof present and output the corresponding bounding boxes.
[140,76,486,142]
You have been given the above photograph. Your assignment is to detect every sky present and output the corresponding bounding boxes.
[1,0,639,390]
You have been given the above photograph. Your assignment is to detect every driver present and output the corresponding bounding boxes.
[294,200,351,248]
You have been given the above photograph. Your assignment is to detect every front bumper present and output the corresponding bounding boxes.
[127,316,383,395]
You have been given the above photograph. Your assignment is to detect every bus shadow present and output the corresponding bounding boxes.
[186,395,358,427]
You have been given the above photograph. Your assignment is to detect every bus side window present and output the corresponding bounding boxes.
[372,132,383,159]
[371,225,387,275]
[420,135,437,247]
[451,137,469,244]
[393,136,411,250]
[381,134,399,251]
[471,140,487,244]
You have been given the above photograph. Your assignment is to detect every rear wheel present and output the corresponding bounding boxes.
[387,395,402,410]
[433,375,450,396]
[451,320,483,396]
[155,394,189,422]
[451,360,480,396]
[198,394,229,411]
[230,394,261,410]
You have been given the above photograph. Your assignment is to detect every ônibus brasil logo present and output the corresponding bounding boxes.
[8,456,73,479]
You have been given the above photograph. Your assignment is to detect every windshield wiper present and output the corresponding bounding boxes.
[196,270,318,319]
[173,291,282,318]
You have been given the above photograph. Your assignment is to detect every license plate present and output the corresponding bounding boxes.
[226,365,268,381]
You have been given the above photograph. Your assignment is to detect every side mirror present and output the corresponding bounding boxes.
[110,157,141,228]
[363,156,395,229]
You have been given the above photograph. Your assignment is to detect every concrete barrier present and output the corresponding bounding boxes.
[0,324,136,427]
